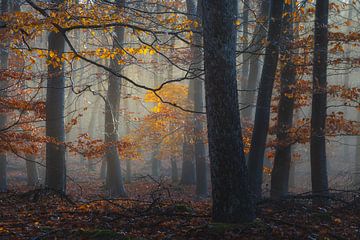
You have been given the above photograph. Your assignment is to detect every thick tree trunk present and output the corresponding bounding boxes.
[270,1,296,199]
[0,0,9,192]
[104,0,127,197]
[247,0,284,200]
[202,0,254,223]
[242,0,269,120]
[310,0,329,197]
[45,1,66,192]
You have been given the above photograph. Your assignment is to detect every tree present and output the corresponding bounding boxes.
[45,0,66,192]
[202,0,254,222]
[247,0,284,199]
[242,0,269,121]
[104,0,127,197]
[0,0,9,192]
[270,0,296,199]
[310,0,329,197]
[186,0,208,196]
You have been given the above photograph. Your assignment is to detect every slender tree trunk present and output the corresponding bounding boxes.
[241,0,249,81]
[0,0,9,192]
[310,0,329,197]
[270,1,296,199]
[242,0,269,120]
[171,157,178,183]
[202,0,254,223]
[124,91,131,183]
[187,0,208,196]
[26,155,38,186]
[151,145,160,178]
[355,110,360,186]
[45,0,66,193]
[247,0,284,200]
[104,0,127,197]
[87,98,100,172]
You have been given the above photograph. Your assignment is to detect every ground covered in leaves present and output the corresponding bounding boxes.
[1,179,360,239]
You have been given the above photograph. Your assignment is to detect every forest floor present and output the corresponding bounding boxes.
[1,173,360,239]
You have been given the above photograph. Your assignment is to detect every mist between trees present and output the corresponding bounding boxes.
[0,0,359,234]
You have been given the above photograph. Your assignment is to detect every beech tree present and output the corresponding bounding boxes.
[104,0,127,197]
[270,0,296,199]
[310,0,329,196]
[45,0,66,192]
[247,0,284,199]
[202,0,254,222]
[0,0,9,192]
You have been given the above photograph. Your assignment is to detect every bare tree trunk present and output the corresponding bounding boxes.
[355,110,360,186]
[270,1,296,199]
[104,0,127,197]
[247,0,284,200]
[202,0,254,223]
[0,0,9,192]
[45,0,66,193]
[241,0,249,81]
[187,0,208,196]
[171,157,178,183]
[310,0,329,197]
[242,0,269,120]
[151,145,160,178]
[26,155,38,186]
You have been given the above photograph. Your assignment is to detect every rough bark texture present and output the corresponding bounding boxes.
[242,0,269,120]
[247,0,284,200]
[104,0,127,197]
[310,0,329,196]
[45,1,66,192]
[270,1,296,199]
[202,0,254,223]
[0,0,9,192]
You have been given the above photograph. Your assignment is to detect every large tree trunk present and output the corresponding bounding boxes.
[247,0,284,200]
[202,0,254,223]
[242,0,269,121]
[104,0,127,197]
[45,1,66,193]
[310,0,329,196]
[0,0,9,192]
[270,1,296,199]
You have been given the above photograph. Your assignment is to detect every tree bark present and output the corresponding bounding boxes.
[45,0,66,193]
[310,0,329,196]
[247,0,284,200]
[270,1,296,199]
[0,0,9,192]
[202,0,254,223]
[104,0,127,197]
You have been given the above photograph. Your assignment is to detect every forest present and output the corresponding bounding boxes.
[0,0,359,239]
